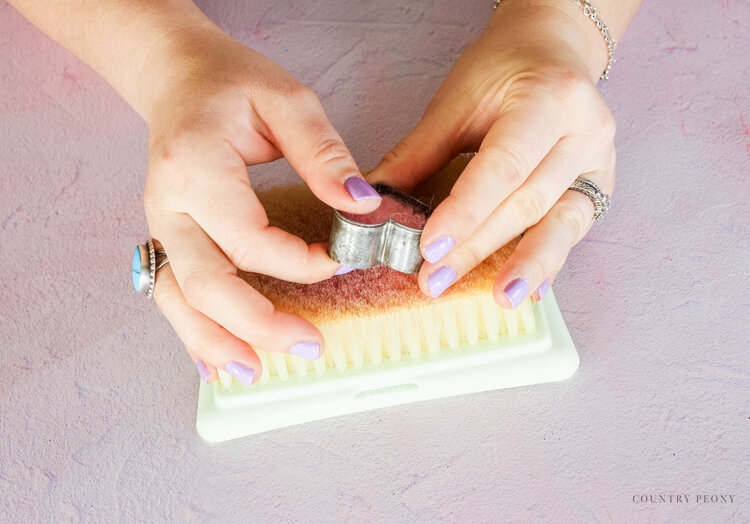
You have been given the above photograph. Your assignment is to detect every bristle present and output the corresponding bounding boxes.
[362,320,383,367]
[383,312,402,363]
[439,301,461,352]
[418,306,441,356]
[217,295,536,388]
[270,352,289,382]
[345,317,366,370]
[322,324,347,372]
[457,298,480,347]
[502,308,516,337]
[402,310,422,361]
[289,352,309,379]
[257,350,271,385]
[479,295,499,344]
[218,368,233,391]
[518,299,537,335]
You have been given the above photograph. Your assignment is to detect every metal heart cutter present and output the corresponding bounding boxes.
[328,183,432,274]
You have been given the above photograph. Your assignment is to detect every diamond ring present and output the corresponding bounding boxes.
[568,177,611,221]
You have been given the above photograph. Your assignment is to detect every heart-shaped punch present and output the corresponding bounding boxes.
[328,183,432,273]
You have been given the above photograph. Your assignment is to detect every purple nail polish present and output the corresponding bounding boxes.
[225,362,255,386]
[503,278,530,308]
[423,236,455,264]
[344,176,382,201]
[195,359,210,383]
[334,265,356,276]
[428,266,457,298]
[537,278,549,300]
[289,341,321,360]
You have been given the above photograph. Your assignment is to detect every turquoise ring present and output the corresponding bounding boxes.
[132,239,169,299]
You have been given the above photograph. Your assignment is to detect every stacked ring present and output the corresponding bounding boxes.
[568,177,611,221]
[132,239,169,299]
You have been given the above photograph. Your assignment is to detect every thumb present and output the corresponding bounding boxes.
[366,105,464,193]
[261,86,382,214]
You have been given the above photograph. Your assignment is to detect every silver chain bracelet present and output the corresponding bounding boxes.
[493,0,617,80]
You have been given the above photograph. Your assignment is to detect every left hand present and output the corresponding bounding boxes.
[366,0,616,307]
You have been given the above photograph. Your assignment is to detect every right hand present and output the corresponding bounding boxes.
[139,27,382,385]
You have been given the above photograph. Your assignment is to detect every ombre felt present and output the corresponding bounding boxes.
[339,192,428,229]
[245,167,516,324]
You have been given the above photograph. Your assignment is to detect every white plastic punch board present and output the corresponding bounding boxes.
[195,287,579,442]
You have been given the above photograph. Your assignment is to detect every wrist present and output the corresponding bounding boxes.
[485,0,610,84]
[133,23,230,125]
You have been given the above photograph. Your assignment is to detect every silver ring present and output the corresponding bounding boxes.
[132,239,170,299]
[568,177,611,221]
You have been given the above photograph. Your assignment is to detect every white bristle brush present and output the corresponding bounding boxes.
[196,159,579,442]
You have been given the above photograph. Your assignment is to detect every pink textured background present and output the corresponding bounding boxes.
[1,0,748,521]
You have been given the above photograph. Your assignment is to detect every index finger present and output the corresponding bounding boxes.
[152,135,345,283]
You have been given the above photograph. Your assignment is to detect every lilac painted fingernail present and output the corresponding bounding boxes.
[334,265,356,276]
[428,266,457,298]
[195,359,210,383]
[289,341,321,360]
[344,176,382,201]
[537,278,550,300]
[225,362,255,386]
[503,278,530,308]
[423,236,455,264]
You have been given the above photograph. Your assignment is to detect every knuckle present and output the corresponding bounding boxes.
[224,235,265,271]
[312,138,351,166]
[379,148,401,167]
[285,84,322,111]
[225,241,254,270]
[440,193,482,234]
[253,331,276,352]
[156,127,200,166]
[512,185,548,225]
[180,271,212,309]
[460,207,484,233]
[556,198,590,239]
[525,253,549,282]
[381,138,412,167]
[152,285,176,315]
[249,314,276,349]
[592,106,617,141]
[481,145,528,189]
[458,240,489,270]
[149,132,201,204]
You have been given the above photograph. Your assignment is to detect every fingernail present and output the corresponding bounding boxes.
[344,176,382,201]
[289,341,321,360]
[195,359,210,383]
[224,362,255,386]
[423,236,455,264]
[428,266,457,298]
[503,278,530,308]
[536,278,549,300]
[334,265,356,276]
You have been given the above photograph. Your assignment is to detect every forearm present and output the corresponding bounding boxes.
[488,0,644,83]
[7,0,219,119]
